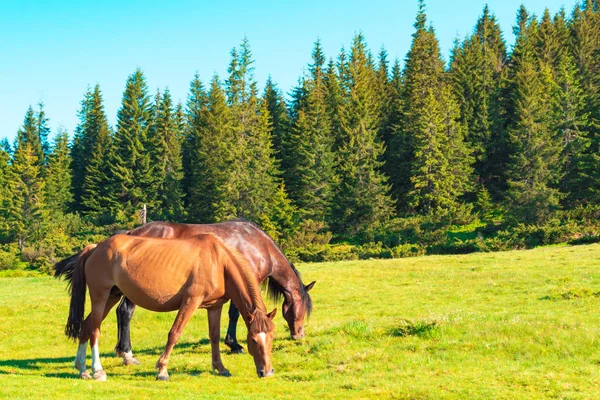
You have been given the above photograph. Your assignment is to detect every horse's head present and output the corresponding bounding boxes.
[247,308,277,378]
[282,281,315,340]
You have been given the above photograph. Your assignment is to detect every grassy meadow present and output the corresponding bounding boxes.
[1,244,600,399]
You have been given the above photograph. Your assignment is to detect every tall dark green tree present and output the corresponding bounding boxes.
[449,5,507,187]
[505,15,563,223]
[331,33,394,237]
[110,69,155,220]
[150,88,185,221]
[224,39,294,239]
[283,40,336,222]
[182,73,207,206]
[569,3,600,203]
[263,76,290,159]
[187,75,234,222]
[72,85,113,215]
[45,130,73,216]
[12,143,46,247]
[15,104,48,168]
[0,141,20,241]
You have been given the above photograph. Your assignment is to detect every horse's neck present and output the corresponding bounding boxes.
[269,256,302,297]
[224,252,264,320]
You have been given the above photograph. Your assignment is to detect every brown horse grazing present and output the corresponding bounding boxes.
[109,219,314,364]
[56,233,276,381]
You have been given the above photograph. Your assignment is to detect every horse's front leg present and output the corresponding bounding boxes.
[156,296,201,381]
[115,296,140,365]
[224,302,245,354]
[208,305,231,376]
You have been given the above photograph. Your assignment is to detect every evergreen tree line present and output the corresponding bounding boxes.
[1,1,599,264]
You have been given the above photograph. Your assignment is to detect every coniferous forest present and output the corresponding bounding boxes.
[1,1,600,272]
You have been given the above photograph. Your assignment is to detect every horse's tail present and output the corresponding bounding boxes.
[64,244,97,341]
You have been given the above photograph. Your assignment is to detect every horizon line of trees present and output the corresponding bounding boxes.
[1,0,599,251]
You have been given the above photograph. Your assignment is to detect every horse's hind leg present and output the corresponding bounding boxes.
[156,296,202,381]
[208,305,231,376]
[115,296,140,365]
[224,302,244,354]
[84,289,121,381]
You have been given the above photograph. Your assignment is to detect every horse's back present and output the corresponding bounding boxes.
[89,234,222,311]
[131,220,288,280]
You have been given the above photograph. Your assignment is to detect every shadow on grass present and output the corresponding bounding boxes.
[0,339,219,379]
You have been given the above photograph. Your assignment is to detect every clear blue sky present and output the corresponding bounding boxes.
[0,0,579,143]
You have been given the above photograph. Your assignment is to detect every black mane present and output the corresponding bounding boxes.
[230,217,313,317]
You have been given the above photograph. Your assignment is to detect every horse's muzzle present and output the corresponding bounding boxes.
[258,368,275,378]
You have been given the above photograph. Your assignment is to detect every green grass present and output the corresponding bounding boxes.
[1,244,600,399]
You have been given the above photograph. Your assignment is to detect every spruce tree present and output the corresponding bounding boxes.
[449,5,507,188]
[12,143,46,247]
[111,69,155,220]
[187,75,234,222]
[45,129,73,216]
[505,36,563,224]
[263,76,290,160]
[15,104,47,168]
[569,3,600,203]
[331,33,394,237]
[79,90,114,219]
[182,73,207,207]
[283,40,336,222]
[151,88,185,221]
[224,39,293,238]
[72,85,112,213]
[0,141,20,241]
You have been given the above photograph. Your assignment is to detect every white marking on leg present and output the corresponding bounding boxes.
[91,342,103,373]
[74,342,87,372]
[258,332,266,347]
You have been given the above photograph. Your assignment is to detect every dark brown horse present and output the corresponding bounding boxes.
[56,233,276,381]
[112,220,315,364]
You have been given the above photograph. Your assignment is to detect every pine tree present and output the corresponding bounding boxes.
[15,104,48,167]
[283,40,336,222]
[395,1,473,217]
[45,129,73,216]
[182,73,207,207]
[12,143,46,247]
[382,59,405,201]
[506,57,562,224]
[331,33,394,237]
[0,141,20,242]
[72,85,112,213]
[151,88,185,221]
[110,69,155,220]
[79,90,114,219]
[408,86,474,214]
[569,3,600,203]
[187,75,234,222]
[263,76,290,160]
[552,53,591,204]
[449,5,507,188]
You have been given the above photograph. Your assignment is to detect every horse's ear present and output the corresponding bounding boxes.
[305,281,316,292]
[267,308,277,320]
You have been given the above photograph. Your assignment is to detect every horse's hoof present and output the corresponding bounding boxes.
[157,373,170,381]
[93,370,107,381]
[227,342,244,354]
[122,356,141,366]
[79,370,92,380]
[219,369,232,377]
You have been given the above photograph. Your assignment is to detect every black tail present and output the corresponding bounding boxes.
[54,251,83,288]
[63,244,96,340]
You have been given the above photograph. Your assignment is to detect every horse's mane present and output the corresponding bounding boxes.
[227,219,313,317]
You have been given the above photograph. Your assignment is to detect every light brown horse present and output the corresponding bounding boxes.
[56,233,276,381]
